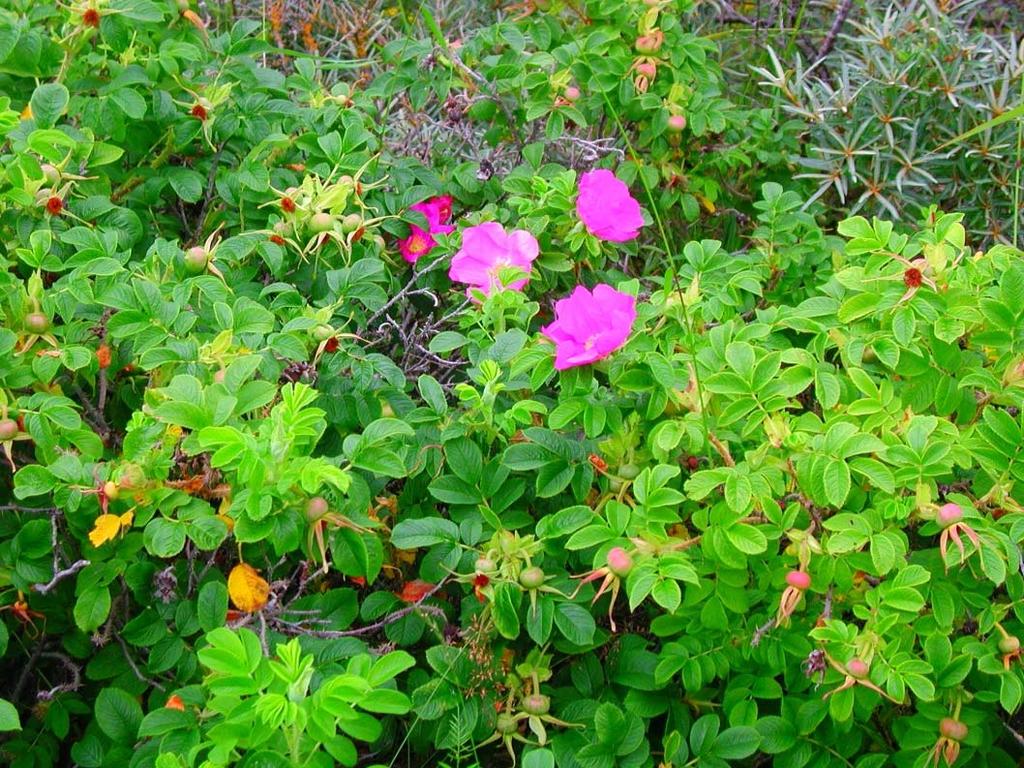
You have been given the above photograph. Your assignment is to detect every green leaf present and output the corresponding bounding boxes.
[690,714,720,756]
[823,459,851,506]
[0,699,21,732]
[428,331,467,354]
[198,628,263,676]
[838,293,880,322]
[870,533,899,575]
[849,458,894,494]
[368,651,416,686]
[627,566,658,610]
[712,726,760,759]
[754,716,796,754]
[651,579,681,612]
[30,83,69,127]
[725,523,767,555]
[523,750,554,768]
[332,529,383,584]
[883,586,925,613]
[978,543,1007,585]
[535,461,573,498]
[166,167,203,202]
[390,518,459,549]
[13,464,56,498]
[417,375,446,413]
[197,581,228,632]
[95,687,143,743]
[110,88,147,119]
[138,708,193,737]
[359,689,411,715]
[1000,671,1022,713]
[933,316,965,344]
[536,505,594,539]
[428,474,480,505]
[352,446,406,477]
[723,473,752,513]
[492,582,521,639]
[836,216,873,240]
[554,602,595,646]
[74,586,111,633]
[725,342,756,379]
[526,596,554,645]
[892,305,916,345]
[144,518,186,558]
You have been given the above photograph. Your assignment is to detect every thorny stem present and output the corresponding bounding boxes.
[816,0,853,61]
[73,384,112,443]
[708,433,735,467]
[1004,720,1024,750]
[34,559,90,594]
[116,634,166,692]
[191,144,226,245]
[37,652,83,699]
[598,92,713,451]
[111,129,176,203]
[271,578,449,640]
[97,367,108,413]
[668,536,702,552]
[11,638,46,705]
[362,252,449,329]
[91,308,114,412]
[751,618,776,646]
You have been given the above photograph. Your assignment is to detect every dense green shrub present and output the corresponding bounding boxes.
[755,0,1024,244]
[1,2,1024,768]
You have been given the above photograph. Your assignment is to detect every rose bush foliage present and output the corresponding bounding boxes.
[1,2,1024,768]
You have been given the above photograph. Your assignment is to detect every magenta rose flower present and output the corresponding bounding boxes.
[575,169,644,242]
[399,196,455,263]
[542,284,637,370]
[448,222,539,296]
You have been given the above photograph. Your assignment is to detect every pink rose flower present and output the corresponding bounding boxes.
[399,196,455,263]
[432,195,453,224]
[575,169,644,242]
[542,284,637,370]
[448,222,539,296]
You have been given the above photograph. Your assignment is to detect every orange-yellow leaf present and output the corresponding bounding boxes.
[397,580,435,603]
[88,510,134,547]
[228,563,269,613]
[696,193,716,214]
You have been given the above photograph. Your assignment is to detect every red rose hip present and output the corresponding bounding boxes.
[607,547,633,577]
[939,718,967,741]
[786,571,811,590]
[937,503,963,528]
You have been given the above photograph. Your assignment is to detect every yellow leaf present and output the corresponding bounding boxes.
[88,509,134,547]
[696,193,716,214]
[217,496,234,532]
[228,563,269,613]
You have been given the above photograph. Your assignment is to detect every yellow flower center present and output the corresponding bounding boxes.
[408,234,428,253]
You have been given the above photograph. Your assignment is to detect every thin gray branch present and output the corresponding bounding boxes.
[34,559,90,594]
